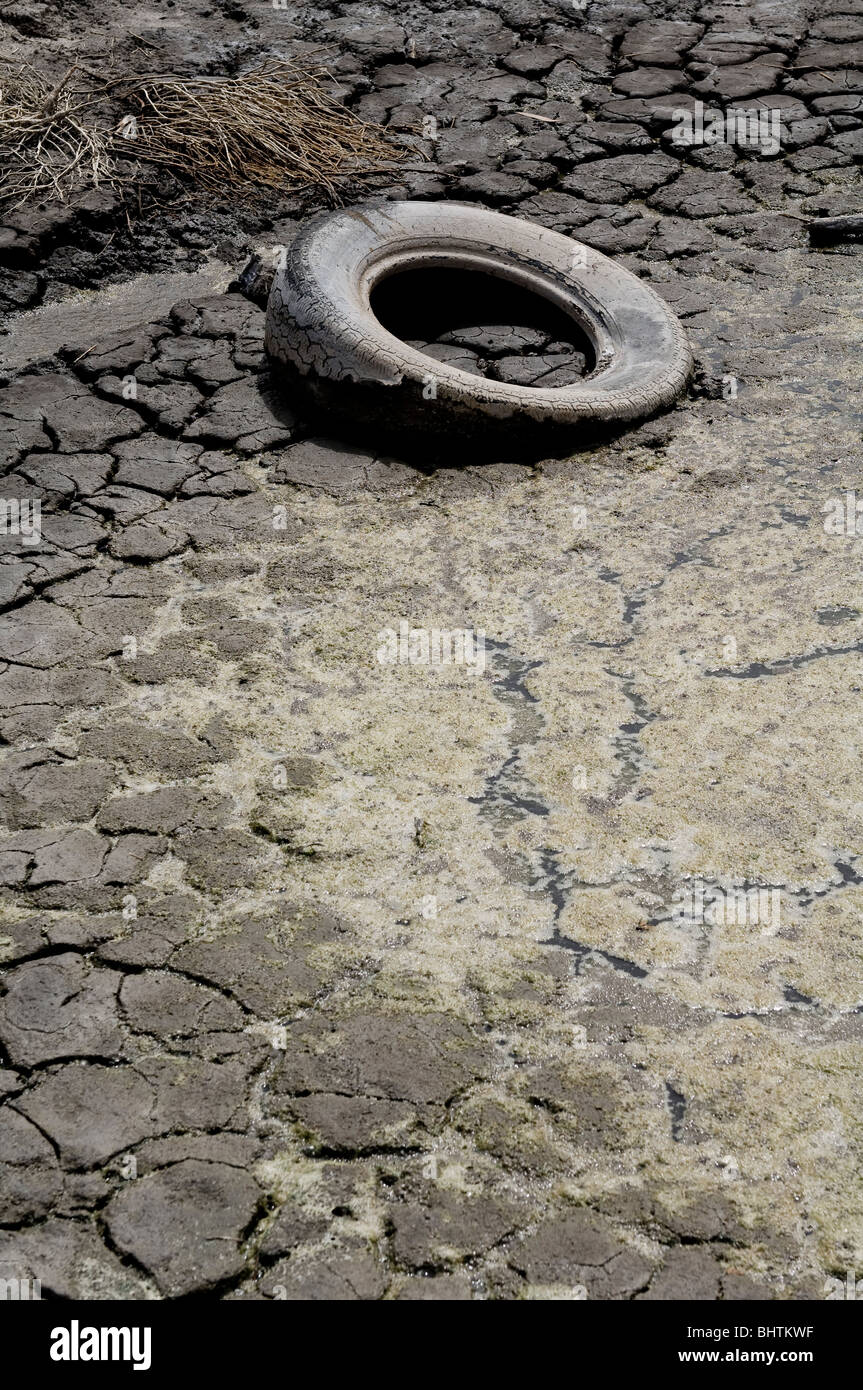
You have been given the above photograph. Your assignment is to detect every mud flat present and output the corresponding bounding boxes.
[0,0,862,1301]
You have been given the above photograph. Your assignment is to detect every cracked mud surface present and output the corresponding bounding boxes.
[0,0,862,1301]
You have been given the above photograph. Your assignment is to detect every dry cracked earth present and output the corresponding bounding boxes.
[0,0,862,1302]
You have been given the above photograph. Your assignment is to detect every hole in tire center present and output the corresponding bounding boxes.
[370,267,595,387]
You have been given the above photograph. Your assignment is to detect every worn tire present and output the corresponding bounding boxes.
[264,200,692,455]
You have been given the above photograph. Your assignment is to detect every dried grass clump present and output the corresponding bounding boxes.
[0,59,403,213]
[123,60,401,197]
[0,64,124,211]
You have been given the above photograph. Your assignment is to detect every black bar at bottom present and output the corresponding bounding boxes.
[6,1297,857,1377]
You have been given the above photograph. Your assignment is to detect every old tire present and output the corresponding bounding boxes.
[264,200,692,455]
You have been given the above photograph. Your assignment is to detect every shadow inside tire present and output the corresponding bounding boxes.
[370,266,596,378]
